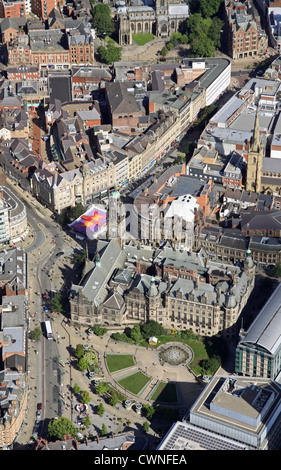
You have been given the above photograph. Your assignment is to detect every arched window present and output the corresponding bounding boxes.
[137,22,142,32]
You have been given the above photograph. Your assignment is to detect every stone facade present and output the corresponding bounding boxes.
[69,239,255,339]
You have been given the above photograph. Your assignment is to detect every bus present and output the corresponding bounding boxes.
[44,320,53,340]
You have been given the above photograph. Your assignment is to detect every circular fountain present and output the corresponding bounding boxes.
[158,343,193,366]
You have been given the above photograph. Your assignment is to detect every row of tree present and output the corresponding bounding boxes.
[160,0,224,58]
[75,344,99,372]
[112,320,166,344]
[186,13,224,58]
[91,3,122,64]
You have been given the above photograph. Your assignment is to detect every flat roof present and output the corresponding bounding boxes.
[239,282,281,355]
[190,375,281,437]
[158,421,247,450]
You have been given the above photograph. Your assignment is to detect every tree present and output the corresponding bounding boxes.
[98,43,122,64]
[130,324,143,343]
[50,292,64,313]
[109,395,118,407]
[186,13,205,42]
[84,414,91,427]
[93,324,108,336]
[101,423,108,435]
[140,320,166,339]
[29,326,42,341]
[75,344,85,360]
[272,263,281,277]
[180,33,189,44]
[97,403,105,416]
[93,3,111,16]
[96,381,109,395]
[208,17,224,48]
[83,350,98,368]
[77,356,88,371]
[73,383,81,395]
[70,203,85,221]
[81,391,91,404]
[58,203,86,226]
[189,33,215,57]
[48,417,77,441]
[92,4,115,37]
[142,421,149,433]
[93,13,115,37]
[143,404,155,420]
[161,46,168,57]
[73,249,87,267]
[200,356,221,375]
[199,0,222,18]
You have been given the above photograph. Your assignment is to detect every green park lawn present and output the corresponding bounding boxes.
[118,371,150,395]
[106,354,135,373]
[187,339,209,375]
[151,382,178,403]
[132,33,154,45]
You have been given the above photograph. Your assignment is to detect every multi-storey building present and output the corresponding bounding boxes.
[71,66,112,99]
[104,80,147,135]
[225,0,268,59]
[0,190,9,244]
[6,66,40,81]
[0,0,25,18]
[184,374,281,450]
[236,282,281,380]
[32,159,116,213]
[8,29,71,68]
[68,29,94,66]
[31,0,56,20]
[0,176,28,244]
[69,238,255,339]
[0,293,28,449]
[0,369,27,448]
[0,246,27,296]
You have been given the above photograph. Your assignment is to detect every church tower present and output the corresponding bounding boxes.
[156,0,169,16]
[119,11,132,46]
[107,188,126,246]
[155,0,169,37]
[246,106,263,193]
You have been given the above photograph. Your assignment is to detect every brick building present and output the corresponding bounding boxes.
[71,66,112,99]
[0,0,25,18]
[8,30,71,68]
[225,0,268,59]
[6,66,40,80]
[105,80,147,135]
[31,0,56,20]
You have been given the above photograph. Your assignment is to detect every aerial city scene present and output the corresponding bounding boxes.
[1,0,281,455]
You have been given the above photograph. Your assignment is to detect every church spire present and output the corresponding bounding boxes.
[250,105,260,153]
